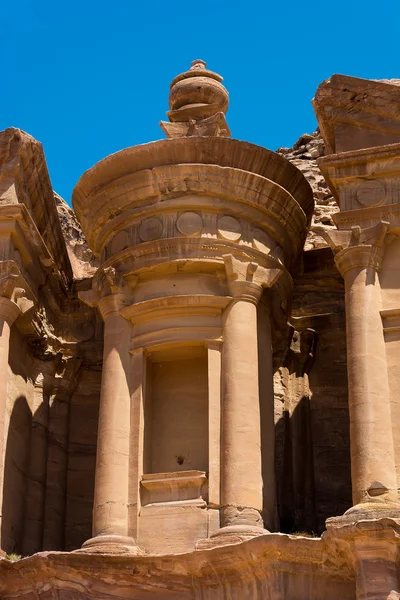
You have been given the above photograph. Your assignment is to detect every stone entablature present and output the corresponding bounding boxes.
[318,142,400,214]
[73,137,313,267]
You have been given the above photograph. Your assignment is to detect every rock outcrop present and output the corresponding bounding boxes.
[277,131,338,250]
[54,193,98,280]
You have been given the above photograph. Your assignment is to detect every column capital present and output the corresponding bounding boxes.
[222,254,282,304]
[0,261,34,325]
[79,266,134,321]
[316,221,390,276]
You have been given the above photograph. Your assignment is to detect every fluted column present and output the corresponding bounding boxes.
[212,255,282,541]
[0,297,21,554]
[322,223,399,514]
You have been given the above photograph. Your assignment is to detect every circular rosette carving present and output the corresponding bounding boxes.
[110,230,130,255]
[253,228,273,254]
[176,212,203,236]
[356,179,386,207]
[138,217,163,242]
[217,216,242,241]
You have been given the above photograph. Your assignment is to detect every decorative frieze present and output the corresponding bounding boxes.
[102,209,285,268]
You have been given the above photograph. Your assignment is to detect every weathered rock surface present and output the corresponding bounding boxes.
[54,193,98,279]
[313,75,400,153]
[277,131,338,250]
[0,532,354,600]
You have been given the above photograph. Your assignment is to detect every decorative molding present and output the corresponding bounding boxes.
[381,308,400,338]
[76,160,309,260]
[120,294,231,324]
[130,326,223,351]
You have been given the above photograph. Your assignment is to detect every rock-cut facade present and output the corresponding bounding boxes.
[0,61,400,600]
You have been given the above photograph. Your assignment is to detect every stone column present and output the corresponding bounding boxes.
[79,266,139,553]
[322,223,399,514]
[207,340,222,509]
[81,292,137,552]
[0,296,21,554]
[211,255,282,542]
[220,288,263,531]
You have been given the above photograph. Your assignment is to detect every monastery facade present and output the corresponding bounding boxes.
[1,61,400,599]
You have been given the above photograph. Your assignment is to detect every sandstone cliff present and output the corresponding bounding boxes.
[277,131,338,250]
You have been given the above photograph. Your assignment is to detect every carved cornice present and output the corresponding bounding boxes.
[120,294,231,324]
[73,137,312,225]
[381,308,400,340]
[316,222,390,276]
[72,137,313,271]
[101,238,289,291]
[317,142,400,212]
[120,295,230,351]
[333,202,400,231]
[77,164,307,268]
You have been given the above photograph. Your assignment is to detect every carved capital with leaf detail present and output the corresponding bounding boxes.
[79,266,134,320]
[223,254,283,304]
[316,222,391,276]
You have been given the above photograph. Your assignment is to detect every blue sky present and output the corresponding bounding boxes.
[1,1,399,205]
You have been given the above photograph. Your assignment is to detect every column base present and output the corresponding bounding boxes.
[327,500,400,528]
[196,524,267,550]
[76,535,144,555]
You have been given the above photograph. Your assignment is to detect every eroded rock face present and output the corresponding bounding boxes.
[277,131,338,250]
[54,192,98,279]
